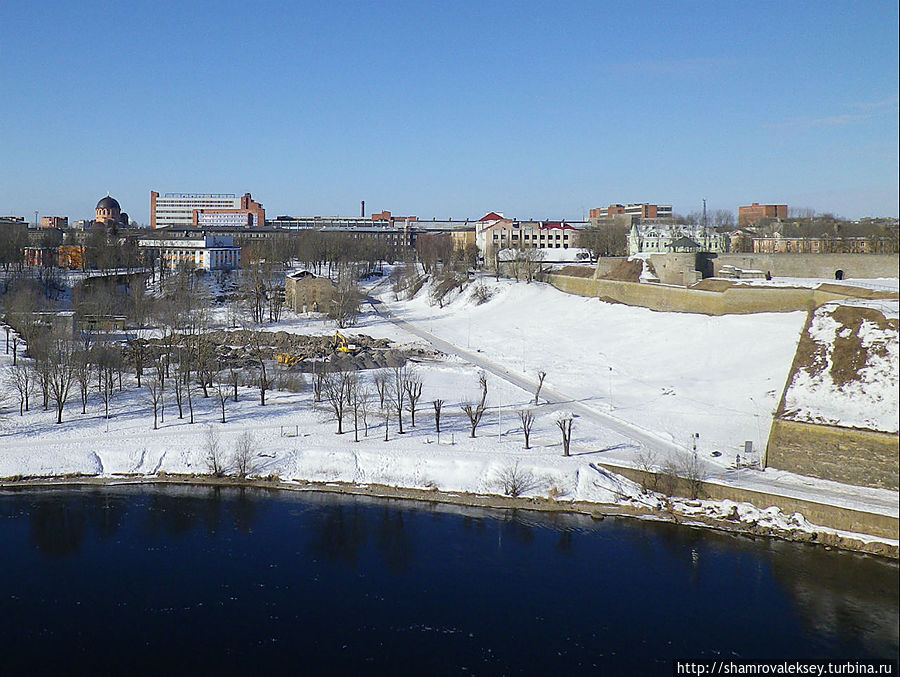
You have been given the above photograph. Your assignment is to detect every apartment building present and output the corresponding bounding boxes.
[590,203,673,220]
[150,191,265,229]
[475,212,585,255]
[40,216,68,229]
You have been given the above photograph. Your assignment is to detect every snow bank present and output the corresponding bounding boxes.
[782,301,898,432]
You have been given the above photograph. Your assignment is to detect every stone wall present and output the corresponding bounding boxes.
[709,253,899,280]
[592,257,627,278]
[598,462,899,539]
[646,253,698,285]
[542,273,894,315]
[765,418,899,491]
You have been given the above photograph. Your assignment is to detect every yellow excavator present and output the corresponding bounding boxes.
[333,331,359,354]
[276,352,304,366]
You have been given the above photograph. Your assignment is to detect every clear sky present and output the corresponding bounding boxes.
[1,1,897,224]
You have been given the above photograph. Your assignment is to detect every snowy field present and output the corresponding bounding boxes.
[0,339,642,506]
[1,271,898,543]
[380,275,808,466]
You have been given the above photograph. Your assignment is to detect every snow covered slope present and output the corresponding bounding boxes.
[782,300,899,433]
[382,276,808,465]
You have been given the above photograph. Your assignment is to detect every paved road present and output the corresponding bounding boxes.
[368,294,899,518]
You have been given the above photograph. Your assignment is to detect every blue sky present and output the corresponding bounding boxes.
[1,1,897,223]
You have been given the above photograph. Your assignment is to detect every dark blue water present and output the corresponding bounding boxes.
[0,486,896,675]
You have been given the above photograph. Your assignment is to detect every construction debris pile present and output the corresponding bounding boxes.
[124,330,428,372]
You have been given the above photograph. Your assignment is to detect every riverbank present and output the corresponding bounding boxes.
[2,472,896,560]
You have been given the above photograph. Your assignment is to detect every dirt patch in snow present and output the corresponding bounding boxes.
[796,305,897,388]
[554,265,595,278]
[600,258,644,282]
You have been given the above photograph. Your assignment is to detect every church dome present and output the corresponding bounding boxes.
[97,195,121,211]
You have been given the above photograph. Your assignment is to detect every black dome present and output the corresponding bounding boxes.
[97,195,120,210]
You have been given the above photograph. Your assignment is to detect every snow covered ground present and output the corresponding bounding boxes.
[782,300,899,432]
[734,277,900,293]
[379,274,807,467]
[1,270,897,545]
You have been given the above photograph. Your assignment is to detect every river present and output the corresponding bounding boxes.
[0,486,896,675]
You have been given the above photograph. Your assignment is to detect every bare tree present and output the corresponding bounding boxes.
[518,408,535,449]
[74,344,93,415]
[461,373,488,438]
[680,450,708,500]
[145,372,163,430]
[171,348,186,419]
[496,461,540,497]
[312,361,326,403]
[381,397,391,441]
[391,365,408,434]
[46,332,77,424]
[555,412,574,456]
[182,352,195,424]
[373,371,388,409]
[348,372,371,442]
[233,431,256,479]
[7,363,34,415]
[634,448,660,491]
[245,330,272,406]
[403,369,423,427]
[329,264,362,328]
[432,399,444,434]
[214,377,229,424]
[534,370,546,405]
[152,354,166,424]
[96,359,116,422]
[126,338,149,388]
[228,363,240,402]
[322,367,351,434]
[204,425,225,476]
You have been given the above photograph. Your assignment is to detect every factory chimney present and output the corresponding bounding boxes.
[361,200,365,218]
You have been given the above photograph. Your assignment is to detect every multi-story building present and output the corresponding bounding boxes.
[628,223,727,256]
[150,191,264,229]
[138,235,241,271]
[751,233,890,254]
[268,210,417,231]
[738,203,787,227]
[40,216,68,229]
[474,212,587,256]
[590,203,673,220]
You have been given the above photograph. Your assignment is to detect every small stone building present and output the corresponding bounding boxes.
[285,271,335,313]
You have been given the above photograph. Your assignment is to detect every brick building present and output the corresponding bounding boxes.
[41,216,68,229]
[752,233,889,254]
[738,203,787,227]
[590,203,673,219]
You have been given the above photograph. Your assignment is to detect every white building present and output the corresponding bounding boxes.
[150,192,264,229]
[196,212,256,228]
[138,235,241,271]
[628,223,727,256]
